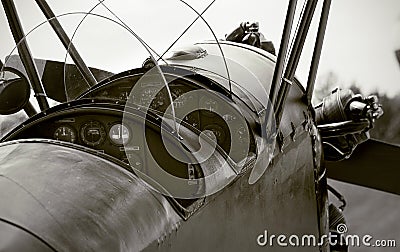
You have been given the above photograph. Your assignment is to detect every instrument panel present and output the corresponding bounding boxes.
[4,107,187,175]
[4,68,256,174]
[81,75,254,160]
[3,105,213,209]
[57,121,131,148]
[23,113,137,163]
[0,67,258,212]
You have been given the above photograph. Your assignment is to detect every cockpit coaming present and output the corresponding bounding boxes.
[1,47,274,217]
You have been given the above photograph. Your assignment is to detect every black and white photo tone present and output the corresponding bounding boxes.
[0,0,399,251]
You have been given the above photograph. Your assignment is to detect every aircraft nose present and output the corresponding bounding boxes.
[0,141,181,251]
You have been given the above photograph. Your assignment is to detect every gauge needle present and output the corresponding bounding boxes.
[88,129,99,135]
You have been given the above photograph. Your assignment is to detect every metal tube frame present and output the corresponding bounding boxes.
[2,0,333,120]
[268,0,297,120]
[306,0,332,105]
[284,0,318,81]
[35,0,97,87]
[271,0,332,130]
[2,0,49,111]
[275,0,318,127]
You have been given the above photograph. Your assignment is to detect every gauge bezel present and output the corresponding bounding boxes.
[199,95,219,117]
[108,122,131,146]
[53,124,77,143]
[80,120,106,147]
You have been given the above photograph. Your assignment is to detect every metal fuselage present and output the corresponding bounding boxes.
[0,42,328,251]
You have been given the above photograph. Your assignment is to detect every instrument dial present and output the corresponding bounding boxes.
[80,121,106,146]
[200,96,218,117]
[54,125,77,143]
[171,88,187,109]
[204,124,226,144]
[119,91,129,101]
[109,123,130,145]
[139,87,166,110]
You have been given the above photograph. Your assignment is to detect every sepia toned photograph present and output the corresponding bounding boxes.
[0,0,399,251]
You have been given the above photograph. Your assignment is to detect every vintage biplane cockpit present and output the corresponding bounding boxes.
[1,38,279,213]
[0,1,397,251]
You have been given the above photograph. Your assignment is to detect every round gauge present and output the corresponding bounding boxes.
[171,88,187,109]
[109,123,130,145]
[139,87,165,110]
[80,121,106,146]
[54,125,77,143]
[204,124,226,144]
[119,91,129,101]
[200,96,218,117]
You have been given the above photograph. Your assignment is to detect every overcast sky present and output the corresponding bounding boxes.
[1,0,399,96]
